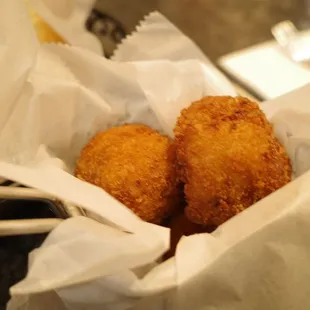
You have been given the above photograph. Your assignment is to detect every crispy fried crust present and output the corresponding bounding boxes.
[164,212,216,259]
[75,124,180,224]
[174,96,292,226]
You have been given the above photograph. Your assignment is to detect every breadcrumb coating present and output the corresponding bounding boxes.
[75,124,180,224]
[164,212,216,259]
[174,96,292,226]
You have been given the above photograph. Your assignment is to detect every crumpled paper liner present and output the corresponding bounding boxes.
[2,3,310,310]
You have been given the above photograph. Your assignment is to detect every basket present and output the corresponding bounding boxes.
[0,182,84,236]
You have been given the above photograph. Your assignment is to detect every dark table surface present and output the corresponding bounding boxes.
[0,201,56,310]
[1,1,308,308]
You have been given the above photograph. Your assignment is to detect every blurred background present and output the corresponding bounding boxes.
[90,0,307,59]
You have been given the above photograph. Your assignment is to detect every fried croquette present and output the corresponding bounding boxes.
[174,96,292,226]
[164,212,216,259]
[75,124,180,224]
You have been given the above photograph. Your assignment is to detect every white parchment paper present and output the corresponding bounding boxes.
[0,0,101,185]
[2,3,310,310]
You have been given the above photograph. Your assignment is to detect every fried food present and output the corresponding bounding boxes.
[75,124,180,224]
[25,0,66,43]
[164,212,216,259]
[174,96,292,226]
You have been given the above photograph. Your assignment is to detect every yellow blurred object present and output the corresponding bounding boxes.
[25,1,66,43]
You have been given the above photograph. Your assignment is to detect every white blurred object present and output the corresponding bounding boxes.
[272,20,310,65]
[219,23,310,100]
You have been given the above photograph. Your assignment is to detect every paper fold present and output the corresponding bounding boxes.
[112,12,235,96]
[0,0,38,129]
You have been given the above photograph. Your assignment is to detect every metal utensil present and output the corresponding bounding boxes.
[0,185,84,236]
